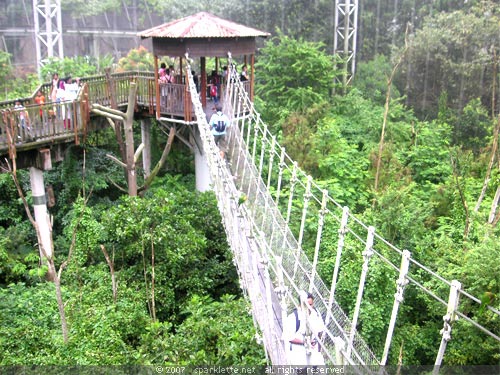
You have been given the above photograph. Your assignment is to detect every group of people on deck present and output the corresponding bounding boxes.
[158,62,176,108]
[10,72,80,141]
[50,72,81,129]
[207,64,249,104]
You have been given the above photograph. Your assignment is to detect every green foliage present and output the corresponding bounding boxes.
[42,149,113,249]
[0,50,14,99]
[329,88,385,152]
[116,46,155,72]
[40,56,99,82]
[313,112,371,208]
[281,102,329,173]
[353,54,401,104]
[424,232,500,364]
[402,6,500,118]
[365,184,436,253]
[61,266,152,364]
[0,282,65,364]
[255,31,338,127]
[94,178,239,321]
[0,172,38,285]
[164,295,266,365]
[0,50,12,78]
[452,98,491,154]
[61,0,121,17]
[0,51,40,100]
[0,175,261,365]
[399,120,453,185]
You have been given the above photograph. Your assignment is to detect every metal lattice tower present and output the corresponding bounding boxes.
[33,0,64,75]
[334,0,358,87]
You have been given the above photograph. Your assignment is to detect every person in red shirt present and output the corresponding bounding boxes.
[34,90,46,124]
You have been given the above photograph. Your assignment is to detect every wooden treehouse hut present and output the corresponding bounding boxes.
[138,12,270,122]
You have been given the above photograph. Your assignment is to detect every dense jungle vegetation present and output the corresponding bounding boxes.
[1,0,499,367]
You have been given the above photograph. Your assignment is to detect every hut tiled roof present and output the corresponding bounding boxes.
[138,12,270,39]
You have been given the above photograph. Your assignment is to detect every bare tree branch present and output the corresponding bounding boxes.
[138,127,176,195]
[100,244,117,303]
[475,115,499,213]
[374,23,410,195]
[106,153,127,169]
[106,176,128,193]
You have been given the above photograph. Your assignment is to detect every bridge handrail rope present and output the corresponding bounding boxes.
[186,57,500,367]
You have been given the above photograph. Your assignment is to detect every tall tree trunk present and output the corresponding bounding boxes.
[53,268,68,342]
[141,239,152,318]
[374,0,382,55]
[150,234,156,322]
[357,0,365,57]
[474,113,499,213]
[313,0,318,42]
[391,0,399,47]
[281,0,286,33]
[374,25,409,194]
[451,155,471,240]
[421,2,434,112]
[100,245,117,303]
[492,49,497,118]
[489,186,500,225]
[475,53,498,215]
[458,47,468,112]
[404,3,415,107]
[124,82,138,196]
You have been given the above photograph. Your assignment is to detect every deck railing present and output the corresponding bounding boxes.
[0,71,251,155]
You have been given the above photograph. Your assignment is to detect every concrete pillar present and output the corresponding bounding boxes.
[193,130,212,192]
[29,167,53,259]
[141,118,151,178]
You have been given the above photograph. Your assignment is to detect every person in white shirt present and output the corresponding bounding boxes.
[282,291,326,369]
[208,104,231,160]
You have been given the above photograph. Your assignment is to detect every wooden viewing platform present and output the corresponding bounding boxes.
[0,12,266,170]
[0,70,250,164]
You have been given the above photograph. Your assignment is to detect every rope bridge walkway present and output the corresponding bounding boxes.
[184,60,500,368]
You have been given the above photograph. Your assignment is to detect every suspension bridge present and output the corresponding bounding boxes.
[0,65,499,370]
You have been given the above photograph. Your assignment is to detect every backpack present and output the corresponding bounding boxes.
[293,308,300,332]
[210,85,217,97]
[292,306,322,332]
[213,113,226,133]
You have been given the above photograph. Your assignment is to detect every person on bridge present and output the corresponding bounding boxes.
[50,72,60,103]
[34,90,46,125]
[159,68,168,108]
[209,104,231,161]
[282,291,326,370]
[14,99,31,140]
[240,64,249,82]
